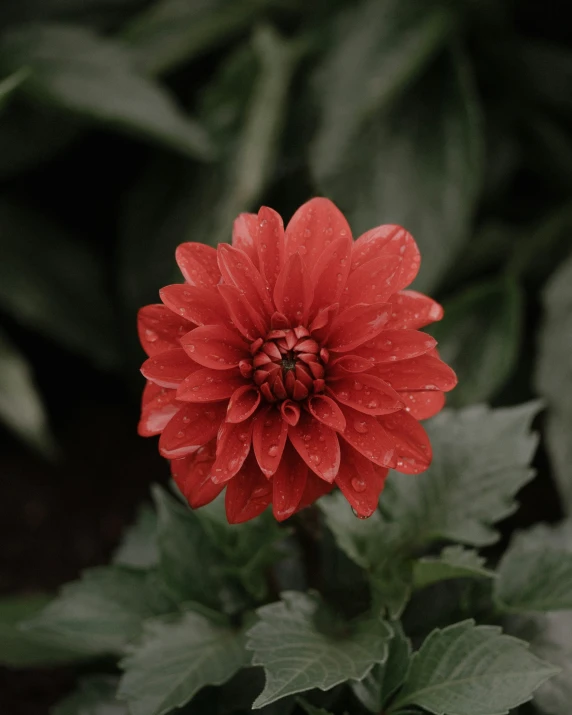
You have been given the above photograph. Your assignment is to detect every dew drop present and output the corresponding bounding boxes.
[145,329,158,342]
[353,381,363,391]
[354,420,368,434]
[351,477,366,492]
[267,444,278,457]
[187,344,196,352]
[176,431,185,439]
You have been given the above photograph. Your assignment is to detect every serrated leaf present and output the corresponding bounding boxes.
[24,566,161,656]
[247,591,391,708]
[52,676,127,715]
[0,24,212,159]
[118,610,248,715]
[389,620,559,715]
[382,402,541,548]
[536,252,572,513]
[413,546,495,589]
[430,278,523,406]
[113,505,159,570]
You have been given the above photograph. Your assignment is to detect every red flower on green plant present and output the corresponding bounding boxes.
[138,198,456,523]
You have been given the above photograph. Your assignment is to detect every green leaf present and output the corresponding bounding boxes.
[310,0,452,187]
[296,700,333,715]
[495,521,572,612]
[413,546,495,589]
[0,199,119,368]
[430,278,523,406]
[118,610,248,715]
[0,594,86,667]
[247,591,391,708]
[536,252,572,513]
[0,24,212,159]
[24,566,161,656]
[314,48,482,293]
[381,402,541,548]
[0,67,29,109]
[0,329,55,456]
[113,505,159,570]
[389,620,559,715]
[53,676,127,715]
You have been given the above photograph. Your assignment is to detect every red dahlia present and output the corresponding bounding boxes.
[138,198,456,523]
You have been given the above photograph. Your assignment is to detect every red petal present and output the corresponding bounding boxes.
[336,443,389,518]
[175,243,220,288]
[372,354,458,392]
[218,244,272,315]
[289,412,340,483]
[159,402,226,458]
[141,349,197,388]
[180,325,249,369]
[310,303,339,343]
[339,404,396,468]
[326,303,391,352]
[272,443,308,521]
[176,367,247,402]
[329,355,375,373]
[218,284,267,341]
[137,304,191,357]
[295,472,335,513]
[378,410,432,474]
[281,400,300,426]
[211,416,254,484]
[252,406,288,476]
[341,255,403,308]
[310,235,352,316]
[226,385,261,423]
[232,213,259,267]
[273,253,314,326]
[138,383,178,436]
[171,440,223,509]
[160,285,229,327]
[353,329,436,363]
[225,452,272,523]
[257,207,284,291]
[386,290,443,330]
[352,224,420,290]
[401,390,446,420]
[307,394,346,431]
[284,197,352,269]
[328,374,403,415]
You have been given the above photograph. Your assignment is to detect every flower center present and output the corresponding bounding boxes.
[249,327,328,403]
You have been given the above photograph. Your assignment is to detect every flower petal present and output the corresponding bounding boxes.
[159,402,226,458]
[339,404,396,468]
[352,224,420,290]
[329,355,375,373]
[257,206,284,291]
[227,385,261,423]
[225,452,271,523]
[218,284,267,341]
[280,400,300,426]
[295,472,335,513]
[180,325,250,369]
[336,443,389,518]
[310,235,352,316]
[141,348,197,388]
[175,243,220,287]
[232,212,259,267]
[326,302,391,352]
[386,290,443,330]
[171,440,223,509]
[353,329,437,363]
[289,412,340,483]
[273,253,314,326]
[372,354,458,392]
[284,197,352,269]
[210,416,254,484]
[401,390,446,420]
[252,406,288,477]
[218,243,273,315]
[378,410,432,473]
[341,255,403,308]
[160,285,230,326]
[328,374,403,415]
[272,442,308,521]
[138,382,178,436]
[137,304,191,357]
[176,367,247,402]
[307,394,346,431]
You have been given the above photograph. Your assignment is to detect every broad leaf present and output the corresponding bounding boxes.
[413,546,495,589]
[297,701,333,715]
[431,277,523,406]
[113,505,159,570]
[536,253,572,512]
[53,676,127,715]
[390,620,558,715]
[118,610,248,715]
[0,24,212,159]
[247,591,391,708]
[0,67,28,108]
[0,329,54,455]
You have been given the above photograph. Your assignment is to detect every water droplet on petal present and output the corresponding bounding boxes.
[354,420,368,434]
[267,444,278,457]
[351,477,366,492]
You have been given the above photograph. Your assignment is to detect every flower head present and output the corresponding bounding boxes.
[138,198,456,523]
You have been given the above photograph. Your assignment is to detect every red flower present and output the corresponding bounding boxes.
[138,198,456,523]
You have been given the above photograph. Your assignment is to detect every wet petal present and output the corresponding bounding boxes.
[353,329,437,363]
[281,400,300,426]
[289,412,340,483]
[339,404,396,468]
[272,443,308,521]
[141,348,197,388]
[336,443,389,518]
[372,354,458,392]
[326,302,391,352]
[176,367,247,402]
[400,390,446,420]
[341,255,403,308]
[160,284,230,327]
[211,416,254,484]
[352,224,420,290]
[171,440,223,509]
[159,402,226,458]
[227,385,261,423]
[218,243,273,315]
[257,206,284,291]
[329,355,375,373]
[310,235,352,315]
[180,325,249,369]
[378,410,432,474]
[328,374,403,415]
[225,452,271,523]
[307,394,346,431]
[273,253,314,326]
[232,212,259,267]
[218,284,267,341]
[138,382,178,436]
[252,406,288,477]
[386,290,443,330]
[137,304,191,357]
[295,472,335,513]
[175,243,220,287]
